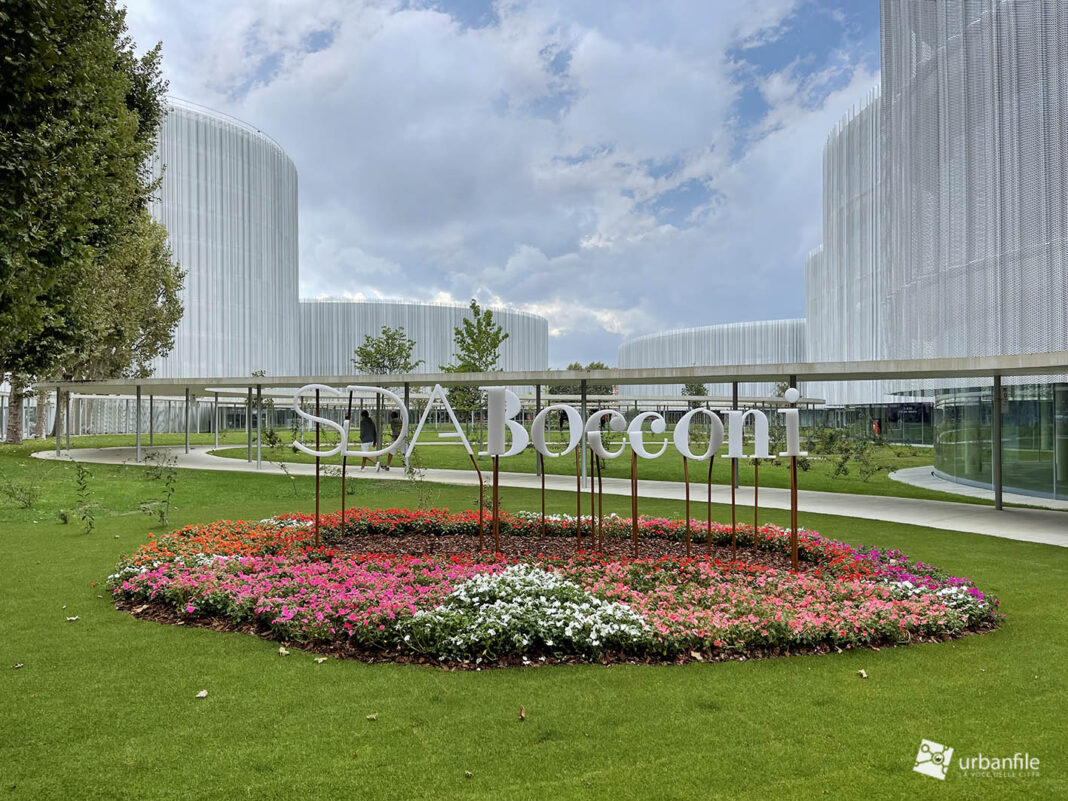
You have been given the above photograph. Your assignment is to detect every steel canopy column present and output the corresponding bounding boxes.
[149,395,154,446]
[55,387,62,455]
[65,391,71,450]
[135,385,142,463]
[246,388,252,462]
[256,383,263,470]
[213,392,219,450]
[993,376,1003,510]
[184,387,190,454]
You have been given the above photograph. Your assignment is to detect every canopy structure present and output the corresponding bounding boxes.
[35,350,1068,511]
[34,350,1068,396]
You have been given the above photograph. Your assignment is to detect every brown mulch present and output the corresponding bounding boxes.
[329,530,810,572]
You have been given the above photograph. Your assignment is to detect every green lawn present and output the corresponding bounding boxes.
[2,438,1065,799]
[212,434,999,506]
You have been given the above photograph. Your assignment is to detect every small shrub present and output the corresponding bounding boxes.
[74,462,96,534]
[0,468,41,509]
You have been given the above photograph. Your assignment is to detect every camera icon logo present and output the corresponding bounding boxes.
[914,739,954,780]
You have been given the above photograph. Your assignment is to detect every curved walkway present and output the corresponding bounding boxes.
[890,465,1068,511]
[33,445,1068,548]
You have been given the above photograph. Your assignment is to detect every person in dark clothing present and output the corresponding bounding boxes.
[359,409,378,470]
[382,410,405,471]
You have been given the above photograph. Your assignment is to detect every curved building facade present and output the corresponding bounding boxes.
[299,300,549,375]
[618,0,1068,498]
[149,99,300,378]
[879,0,1068,364]
[145,100,548,382]
[618,320,806,398]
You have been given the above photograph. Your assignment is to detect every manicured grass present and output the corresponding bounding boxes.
[2,439,1065,799]
[213,436,995,506]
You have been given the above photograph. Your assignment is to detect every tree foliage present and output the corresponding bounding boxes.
[548,361,615,396]
[1,0,183,441]
[352,326,423,375]
[440,300,509,411]
[681,381,708,407]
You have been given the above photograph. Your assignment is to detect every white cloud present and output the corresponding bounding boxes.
[123,0,878,367]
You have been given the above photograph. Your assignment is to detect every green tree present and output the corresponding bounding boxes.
[440,299,509,413]
[682,381,708,408]
[438,299,509,450]
[353,325,423,450]
[548,361,615,397]
[352,326,423,374]
[1,0,183,443]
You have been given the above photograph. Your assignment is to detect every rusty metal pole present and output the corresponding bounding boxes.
[706,457,714,555]
[730,456,737,560]
[753,458,759,550]
[683,456,691,557]
[630,450,639,558]
[589,446,596,551]
[467,452,485,550]
[791,456,799,569]
[341,390,353,540]
[540,457,546,542]
[314,388,321,548]
[596,456,604,553]
[492,454,500,553]
[575,447,582,551]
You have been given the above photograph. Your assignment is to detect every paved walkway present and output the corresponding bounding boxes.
[890,465,1068,511]
[33,445,1068,548]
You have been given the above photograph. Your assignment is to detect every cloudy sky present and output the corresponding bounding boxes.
[124,0,880,367]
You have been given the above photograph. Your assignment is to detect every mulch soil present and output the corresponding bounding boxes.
[329,530,810,573]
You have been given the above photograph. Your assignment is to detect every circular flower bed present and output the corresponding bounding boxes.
[108,508,1001,666]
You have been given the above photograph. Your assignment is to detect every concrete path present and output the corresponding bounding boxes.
[890,465,1068,511]
[33,445,1068,548]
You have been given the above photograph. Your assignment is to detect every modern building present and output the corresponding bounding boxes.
[617,320,806,399]
[1,99,548,439]
[619,0,1068,499]
[151,99,548,381]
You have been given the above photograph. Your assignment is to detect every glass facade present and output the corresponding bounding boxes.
[934,383,1068,501]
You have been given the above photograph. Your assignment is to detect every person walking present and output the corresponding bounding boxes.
[382,410,405,471]
[359,409,378,470]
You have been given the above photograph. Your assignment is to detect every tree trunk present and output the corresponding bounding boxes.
[34,388,47,439]
[50,388,65,440]
[4,375,26,445]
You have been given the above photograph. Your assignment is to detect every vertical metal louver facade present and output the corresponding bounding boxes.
[299,300,549,376]
[617,320,807,398]
[806,92,888,406]
[144,101,548,381]
[879,0,1068,369]
[620,1,1067,406]
[149,100,300,378]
